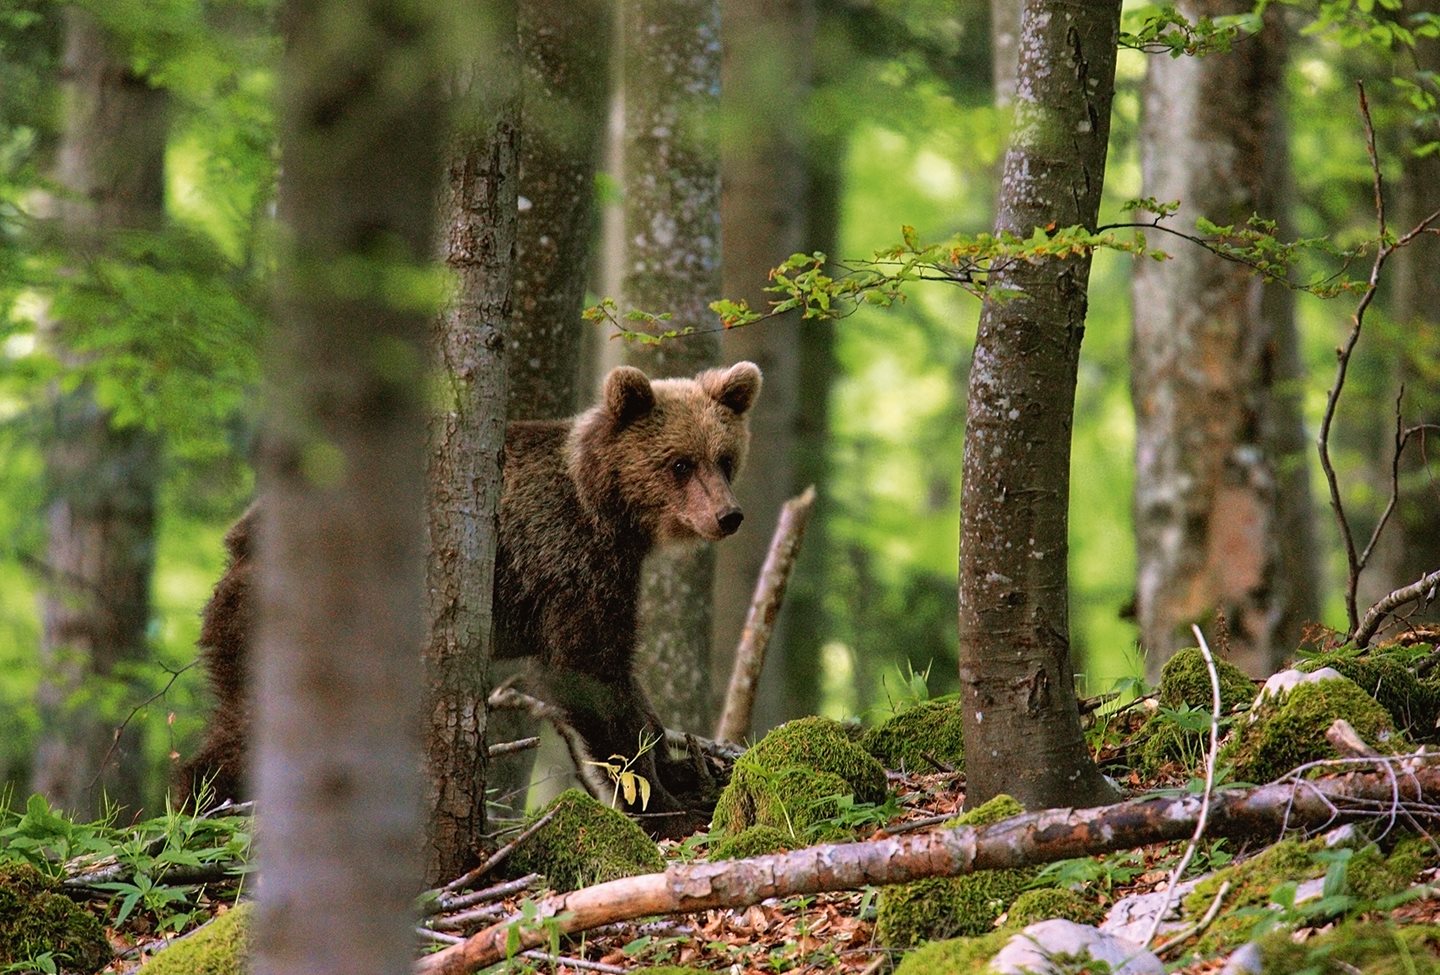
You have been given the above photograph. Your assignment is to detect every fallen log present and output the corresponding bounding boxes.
[415,763,1440,974]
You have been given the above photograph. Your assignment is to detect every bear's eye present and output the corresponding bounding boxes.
[719,456,735,481]
[671,458,694,480]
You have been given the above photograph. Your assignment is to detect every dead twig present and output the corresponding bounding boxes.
[486,736,540,758]
[1355,567,1440,649]
[439,808,558,896]
[715,485,817,744]
[1316,82,1440,638]
[427,873,541,917]
[1143,623,1223,950]
[1152,880,1231,958]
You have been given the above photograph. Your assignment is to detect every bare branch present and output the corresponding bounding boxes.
[715,485,817,743]
[486,737,540,759]
[1355,568,1440,648]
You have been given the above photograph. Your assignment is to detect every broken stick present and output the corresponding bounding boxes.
[714,485,817,744]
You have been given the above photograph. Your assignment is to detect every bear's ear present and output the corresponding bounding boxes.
[707,361,762,415]
[603,366,655,425]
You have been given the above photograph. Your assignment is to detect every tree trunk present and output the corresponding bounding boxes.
[713,0,815,738]
[957,0,1121,811]
[619,0,723,733]
[1368,0,1440,629]
[424,24,519,883]
[1131,1,1317,676]
[487,0,614,818]
[31,8,166,818]
[251,0,451,971]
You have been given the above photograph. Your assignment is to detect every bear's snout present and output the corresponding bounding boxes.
[717,506,744,536]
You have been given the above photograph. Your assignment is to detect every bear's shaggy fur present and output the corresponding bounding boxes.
[179,361,762,827]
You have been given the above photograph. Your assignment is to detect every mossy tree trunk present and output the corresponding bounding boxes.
[423,7,519,885]
[253,0,453,970]
[619,0,722,734]
[487,0,615,817]
[957,0,1121,811]
[31,8,166,818]
[1131,0,1317,676]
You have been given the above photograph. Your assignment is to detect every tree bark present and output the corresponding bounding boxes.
[487,0,614,817]
[1131,1,1318,676]
[1368,0,1440,630]
[252,0,451,972]
[619,0,723,733]
[417,763,1440,974]
[31,8,166,818]
[957,0,1121,811]
[424,19,519,884]
[712,0,815,739]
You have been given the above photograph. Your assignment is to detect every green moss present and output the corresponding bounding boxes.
[0,863,111,975]
[1182,837,1333,955]
[712,717,887,839]
[1346,835,1431,902]
[1006,887,1103,927]
[1159,647,1257,711]
[876,796,1032,949]
[860,698,966,772]
[1134,716,1205,776]
[506,789,663,892]
[1299,649,1440,743]
[708,825,794,860]
[892,928,1011,975]
[1221,677,1402,784]
[1250,919,1440,975]
[140,903,251,975]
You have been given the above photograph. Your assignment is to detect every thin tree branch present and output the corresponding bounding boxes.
[715,485,817,743]
[1355,568,1440,648]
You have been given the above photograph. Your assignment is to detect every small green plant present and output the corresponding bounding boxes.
[1031,850,1145,895]
[584,732,661,812]
[502,898,575,962]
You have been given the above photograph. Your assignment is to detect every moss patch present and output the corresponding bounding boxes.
[712,717,887,841]
[1006,887,1103,927]
[1158,647,1257,711]
[1250,919,1440,974]
[1221,677,1402,784]
[875,796,1032,949]
[892,928,1011,975]
[0,863,111,975]
[507,788,663,892]
[1299,648,1440,743]
[708,824,795,860]
[140,902,251,975]
[860,698,966,772]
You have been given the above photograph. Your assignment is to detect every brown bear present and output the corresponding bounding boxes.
[179,360,762,830]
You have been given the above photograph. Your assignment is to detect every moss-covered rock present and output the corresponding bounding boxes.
[1158,647,1257,711]
[892,928,1011,975]
[140,902,251,975]
[1299,648,1440,743]
[708,824,794,860]
[0,863,111,975]
[1006,887,1104,927]
[712,717,887,841]
[860,698,966,772]
[1181,837,1323,954]
[875,796,1032,949]
[1248,919,1440,974]
[1346,835,1431,902]
[1221,676,1402,784]
[507,788,663,892]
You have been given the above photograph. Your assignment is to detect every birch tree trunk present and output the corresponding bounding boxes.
[252,0,451,971]
[486,0,614,816]
[714,0,815,738]
[31,8,166,818]
[1131,1,1317,676]
[957,0,1121,811]
[424,9,518,885]
[620,0,723,733]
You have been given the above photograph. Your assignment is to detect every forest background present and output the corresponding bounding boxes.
[0,0,1437,818]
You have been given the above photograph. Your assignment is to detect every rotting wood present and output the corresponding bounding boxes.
[414,764,1440,974]
[715,485,817,744]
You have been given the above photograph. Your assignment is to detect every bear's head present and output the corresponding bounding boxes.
[569,361,763,543]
